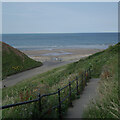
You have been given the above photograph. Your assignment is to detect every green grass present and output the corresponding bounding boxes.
[82,46,119,119]
[2,43,119,119]
[2,42,42,79]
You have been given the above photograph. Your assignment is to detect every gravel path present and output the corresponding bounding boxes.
[64,78,100,118]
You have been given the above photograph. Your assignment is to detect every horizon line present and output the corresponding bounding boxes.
[2,31,118,34]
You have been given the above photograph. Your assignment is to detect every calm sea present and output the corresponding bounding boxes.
[2,33,118,50]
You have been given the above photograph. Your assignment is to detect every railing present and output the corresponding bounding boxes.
[1,68,91,119]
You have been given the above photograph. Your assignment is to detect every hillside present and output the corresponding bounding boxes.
[2,43,119,119]
[2,42,42,79]
[82,43,119,118]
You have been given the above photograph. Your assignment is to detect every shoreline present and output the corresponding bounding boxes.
[3,48,103,87]
[23,48,102,62]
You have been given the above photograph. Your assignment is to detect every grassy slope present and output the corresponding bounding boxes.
[2,43,119,118]
[2,42,42,79]
[82,44,119,118]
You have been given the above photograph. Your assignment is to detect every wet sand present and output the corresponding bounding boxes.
[23,48,102,62]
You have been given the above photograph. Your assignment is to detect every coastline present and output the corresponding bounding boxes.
[23,48,102,62]
[3,48,103,87]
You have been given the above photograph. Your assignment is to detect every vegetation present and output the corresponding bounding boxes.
[83,44,119,119]
[2,43,119,119]
[2,42,42,79]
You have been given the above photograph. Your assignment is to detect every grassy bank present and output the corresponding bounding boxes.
[2,43,119,119]
[2,42,42,79]
[82,45,119,118]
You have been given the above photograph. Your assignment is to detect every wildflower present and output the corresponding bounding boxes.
[33,89,37,92]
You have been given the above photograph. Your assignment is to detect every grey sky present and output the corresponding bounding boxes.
[3,2,118,33]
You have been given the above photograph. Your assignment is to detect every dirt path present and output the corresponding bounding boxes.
[64,78,100,118]
[2,60,75,88]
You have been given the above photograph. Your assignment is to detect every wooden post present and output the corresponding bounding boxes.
[69,82,72,106]
[38,93,42,112]
[76,76,79,95]
[58,88,62,119]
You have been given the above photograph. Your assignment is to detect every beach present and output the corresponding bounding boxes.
[23,48,102,62]
[3,48,102,87]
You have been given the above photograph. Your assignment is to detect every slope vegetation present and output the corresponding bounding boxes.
[2,42,42,79]
[2,43,119,119]
[83,44,119,118]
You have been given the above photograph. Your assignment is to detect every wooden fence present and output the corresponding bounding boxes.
[1,68,91,119]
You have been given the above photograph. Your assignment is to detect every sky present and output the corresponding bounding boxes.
[1,0,119,2]
[2,2,118,33]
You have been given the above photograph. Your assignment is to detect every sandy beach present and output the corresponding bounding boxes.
[23,48,102,62]
[3,48,102,88]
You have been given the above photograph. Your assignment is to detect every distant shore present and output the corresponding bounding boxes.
[23,48,102,62]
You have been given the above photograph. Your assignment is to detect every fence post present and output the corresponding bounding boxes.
[89,68,91,79]
[86,70,88,81]
[88,69,89,80]
[84,71,87,86]
[76,76,79,95]
[81,73,84,91]
[38,93,42,112]
[88,69,90,81]
[84,71,85,87]
[58,88,62,119]
[69,82,72,106]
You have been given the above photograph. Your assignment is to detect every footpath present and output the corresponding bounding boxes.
[64,78,100,118]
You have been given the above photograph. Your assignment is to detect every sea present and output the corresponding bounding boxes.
[2,33,118,51]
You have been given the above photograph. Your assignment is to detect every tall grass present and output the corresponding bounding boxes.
[2,64,84,118]
[2,43,120,119]
[82,50,119,118]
